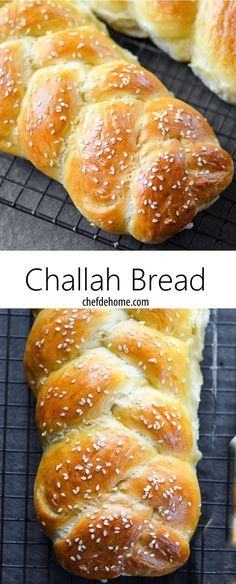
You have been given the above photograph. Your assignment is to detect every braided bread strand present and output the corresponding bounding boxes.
[86,0,236,105]
[0,0,233,243]
[24,308,209,579]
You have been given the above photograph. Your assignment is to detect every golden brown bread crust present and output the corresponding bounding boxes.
[0,0,234,244]
[86,0,236,104]
[102,318,190,396]
[191,0,236,104]
[54,505,191,578]
[24,308,208,579]
[86,0,198,46]
[0,0,101,40]
[129,308,199,339]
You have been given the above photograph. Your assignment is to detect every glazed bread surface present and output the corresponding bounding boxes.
[86,0,236,104]
[191,0,236,105]
[24,308,209,579]
[0,0,234,244]
[87,0,198,60]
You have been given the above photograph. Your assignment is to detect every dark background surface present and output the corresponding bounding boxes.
[0,30,235,251]
[0,309,235,584]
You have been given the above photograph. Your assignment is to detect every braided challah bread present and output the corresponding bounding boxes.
[24,308,209,579]
[0,1,234,244]
[86,0,236,105]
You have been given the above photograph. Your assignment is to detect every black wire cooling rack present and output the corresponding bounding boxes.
[0,309,236,584]
[0,32,235,251]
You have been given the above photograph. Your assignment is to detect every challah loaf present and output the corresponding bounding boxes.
[24,308,209,579]
[86,0,236,105]
[0,1,233,244]
[86,0,199,58]
[191,0,236,105]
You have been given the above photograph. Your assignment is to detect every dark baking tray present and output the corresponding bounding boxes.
[0,309,236,584]
[0,31,235,250]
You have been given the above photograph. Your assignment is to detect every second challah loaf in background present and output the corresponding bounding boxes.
[0,0,234,243]
[86,0,236,104]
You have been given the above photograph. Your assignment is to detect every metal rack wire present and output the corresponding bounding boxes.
[0,33,235,250]
[0,309,235,584]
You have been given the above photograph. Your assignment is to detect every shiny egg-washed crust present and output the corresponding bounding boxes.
[0,1,234,244]
[86,0,236,105]
[24,308,209,579]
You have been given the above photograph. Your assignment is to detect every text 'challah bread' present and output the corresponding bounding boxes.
[24,308,209,579]
[0,0,233,244]
[86,0,236,104]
